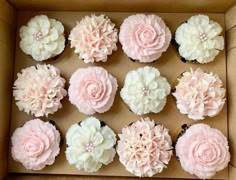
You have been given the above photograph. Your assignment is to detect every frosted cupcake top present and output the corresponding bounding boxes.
[175,14,224,63]
[69,14,118,63]
[117,117,173,177]
[119,14,171,62]
[19,15,65,61]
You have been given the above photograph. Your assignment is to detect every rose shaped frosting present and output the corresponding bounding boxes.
[172,68,225,120]
[120,66,170,115]
[175,14,224,63]
[69,14,118,63]
[119,14,171,62]
[11,119,61,170]
[117,117,173,177]
[65,117,116,173]
[175,123,230,179]
[13,64,67,117]
[19,15,65,61]
[68,67,118,115]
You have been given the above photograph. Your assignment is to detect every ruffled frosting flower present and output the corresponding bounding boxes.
[68,67,118,115]
[13,64,67,117]
[69,14,118,63]
[65,117,116,173]
[172,68,226,120]
[119,14,171,62]
[19,15,65,61]
[175,14,224,63]
[120,66,170,115]
[175,123,230,179]
[117,117,173,177]
[11,119,61,170]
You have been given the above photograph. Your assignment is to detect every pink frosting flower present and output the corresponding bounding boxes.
[172,68,226,120]
[68,67,118,115]
[119,14,171,62]
[117,117,173,177]
[175,123,230,179]
[11,119,61,170]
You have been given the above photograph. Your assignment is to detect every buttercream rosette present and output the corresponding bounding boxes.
[174,14,224,64]
[120,66,170,115]
[69,14,118,63]
[13,64,67,117]
[11,119,61,170]
[119,14,171,63]
[175,123,230,179]
[19,15,65,61]
[65,117,116,173]
[117,117,173,177]
[172,68,226,120]
[68,66,118,115]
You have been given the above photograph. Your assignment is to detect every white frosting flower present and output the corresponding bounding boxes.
[175,14,224,63]
[65,117,116,173]
[120,66,170,115]
[19,15,65,61]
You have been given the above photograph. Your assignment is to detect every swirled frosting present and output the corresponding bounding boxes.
[11,119,61,170]
[13,64,67,117]
[175,14,224,63]
[69,14,118,63]
[176,123,230,179]
[119,14,171,62]
[68,67,118,115]
[19,15,65,61]
[65,117,116,173]
[172,68,226,120]
[117,117,173,177]
[120,66,170,115]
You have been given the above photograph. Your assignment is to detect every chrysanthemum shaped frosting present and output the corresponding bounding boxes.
[19,15,65,61]
[65,117,116,173]
[117,117,173,177]
[120,66,170,115]
[69,14,118,63]
[119,14,171,62]
[68,67,118,115]
[11,119,61,170]
[172,68,225,120]
[175,14,224,63]
[13,64,67,117]
[175,123,230,179]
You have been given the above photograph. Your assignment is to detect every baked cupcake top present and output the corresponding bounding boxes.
[19,15,65,61]
[175,14,224,64]
[175,123,230,179]
[13,64,67,117]
[65,117,116,173]
[11,119,61,170]
[119,14,171,62]
[172,68,225,120]
[69,14,118,63]
[117,117,173,177]
[68,66,118,115]
[120,66,170,115]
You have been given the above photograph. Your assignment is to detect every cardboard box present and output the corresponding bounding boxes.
[1,0,236,179]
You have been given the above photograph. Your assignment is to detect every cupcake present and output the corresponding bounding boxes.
[120,66,170,115]
[65,117,116,173]
[175,123,230,179]
[172,68,226,120]
[19,15,66,61]
[174,14,224,64]
[117,117,173,177]
[13,64,67,117]
[119,14,171,63]
[11,119,61,170]
[69,14,118,63]
[68,66,118,115]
